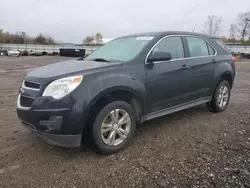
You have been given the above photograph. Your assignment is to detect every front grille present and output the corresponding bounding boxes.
[20,96,34,107]
[24,80,40,90]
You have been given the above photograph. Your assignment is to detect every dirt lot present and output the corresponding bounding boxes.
[0,56,250,188]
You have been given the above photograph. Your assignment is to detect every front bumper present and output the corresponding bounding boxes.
[22,121,82,147]
[17,94,87,148]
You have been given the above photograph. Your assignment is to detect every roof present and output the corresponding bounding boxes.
[119,31,218,39]
[102,38,114,43]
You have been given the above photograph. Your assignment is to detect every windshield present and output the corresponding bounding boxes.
[85,36,154,62]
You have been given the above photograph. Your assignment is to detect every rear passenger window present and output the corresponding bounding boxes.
[186,37,209,57]
[207,44,215,55]
[151,36,184,59]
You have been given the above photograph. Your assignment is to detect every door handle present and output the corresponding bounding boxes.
[181,64,188,70]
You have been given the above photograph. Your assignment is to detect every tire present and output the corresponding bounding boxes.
[207,80,231,113]
[92,101,137,154]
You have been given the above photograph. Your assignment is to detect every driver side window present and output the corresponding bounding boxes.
[151,36,184,60]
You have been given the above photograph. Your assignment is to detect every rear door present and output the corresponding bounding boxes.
[146,36,193,112]
[182,36,217,100]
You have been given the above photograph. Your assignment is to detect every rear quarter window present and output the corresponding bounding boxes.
[213,39,231,53]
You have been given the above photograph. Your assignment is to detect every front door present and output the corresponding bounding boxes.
[146,36,192,112]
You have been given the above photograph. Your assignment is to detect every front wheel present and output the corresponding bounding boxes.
[92,101,137,154]
[207,80,231,113]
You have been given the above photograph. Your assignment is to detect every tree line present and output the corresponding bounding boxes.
[1,11,249,45]
[88,12,250,45]
[83,32,103,45]
[0,30,56,45]
[204,12,250,44]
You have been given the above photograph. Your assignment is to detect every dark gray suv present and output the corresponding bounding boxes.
[17,31,235,154]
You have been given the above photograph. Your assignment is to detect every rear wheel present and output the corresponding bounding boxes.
[92,101,136,154]
[207,80,231,113]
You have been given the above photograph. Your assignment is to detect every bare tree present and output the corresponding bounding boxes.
[229,24,236,41]
[20,32,27,43]
[204,15,223,36]
[14,32,27,44]
[35,33,46,44]
[47,37,55,45]
[0,29,3,43]
[232,12,250,44]
[34,33,55,44]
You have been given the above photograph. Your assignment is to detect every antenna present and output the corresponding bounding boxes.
[193,25,196,32]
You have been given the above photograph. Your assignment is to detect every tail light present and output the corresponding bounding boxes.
[232,56,236,68]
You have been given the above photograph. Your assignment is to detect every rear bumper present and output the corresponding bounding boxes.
[23,121,82,148]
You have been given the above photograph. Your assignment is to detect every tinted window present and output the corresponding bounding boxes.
[213,39,230,53]
[207,44,215,55]
[186,37,209,57]
[151,37,184,59]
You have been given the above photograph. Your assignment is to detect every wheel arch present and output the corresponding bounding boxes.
[213,61,234,91]
[218,71,233,89]
[210,71,233,103]
[81,86,145,140]
[215,71,234,89]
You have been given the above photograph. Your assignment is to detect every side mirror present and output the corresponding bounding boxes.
[147,52,172,63]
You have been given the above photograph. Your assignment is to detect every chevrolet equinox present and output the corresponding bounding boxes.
[17,31,235,154]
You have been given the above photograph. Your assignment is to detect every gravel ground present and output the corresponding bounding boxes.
[0,56,250,188]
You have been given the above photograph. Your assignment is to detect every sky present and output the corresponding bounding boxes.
[0,0,249,43]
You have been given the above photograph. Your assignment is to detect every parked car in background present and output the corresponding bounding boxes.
[17,31,235,154]
[7,49,21,56]
[22,50,29,56]
[29,50,36,56]
[0,50,7,56]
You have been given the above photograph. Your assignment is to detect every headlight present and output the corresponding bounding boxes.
[42,76,83,99]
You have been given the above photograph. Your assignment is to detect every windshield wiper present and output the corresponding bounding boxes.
[89,58,110,63]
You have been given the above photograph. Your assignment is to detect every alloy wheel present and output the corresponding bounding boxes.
[100,109,131,146]
[217,85,229,108]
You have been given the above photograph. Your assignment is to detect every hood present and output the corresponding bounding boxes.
[26,59,121,84]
